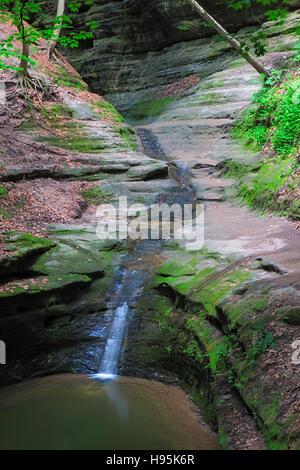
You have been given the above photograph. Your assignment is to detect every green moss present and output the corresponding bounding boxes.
[257,394,289,449]
[190,384,216,427]
[84,173,120,182]
[0,232,56,276]
[222,154,298,219]
[4,232,54,248]
[48,104,74,119]
[165,240,181,250]
[218,426,229,449]
[193,270,251,308]
[193,92,222,105]
[155,250,252,315]
[79,187,111,205]
[115,126,137,150]
[17,120,38,131]
[37,135,105,153]
[153,251,253,378]
[0,186,8,199]
[235,157,296,214]
[227,59,247,69]
[129,96,176,122]
[280,306,300,325]
[221,159,251,179]
[152,245,298,449]
[0,208,13,219]
[0,273,92,299]
[53,65,88,91]
[188,318,233,375]
[199,79,226,90]
[93,100,125,123]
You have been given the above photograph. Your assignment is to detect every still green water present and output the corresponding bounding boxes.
[0,374,218,450]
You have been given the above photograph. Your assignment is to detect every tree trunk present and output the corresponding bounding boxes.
[48,0,65,59]
[187,0,272,79]
[18,40,29,84]
[16,10,30,86]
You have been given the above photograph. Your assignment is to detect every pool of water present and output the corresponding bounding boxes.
[0,374,219,450]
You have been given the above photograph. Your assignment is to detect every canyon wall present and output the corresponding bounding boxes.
[56,0,299,114]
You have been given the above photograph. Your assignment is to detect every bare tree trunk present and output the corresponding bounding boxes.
[187,0,272,79]
[18,40,29,85]
[48,0,65,59]
[16,7,30,86]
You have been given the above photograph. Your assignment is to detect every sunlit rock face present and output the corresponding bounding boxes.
[50,0,294,113]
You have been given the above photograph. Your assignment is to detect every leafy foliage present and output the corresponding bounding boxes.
[248,318,276,364]
[233,74,300,156]
[0,0,95,75]
[224,0,291,10]
[228,74,299,218]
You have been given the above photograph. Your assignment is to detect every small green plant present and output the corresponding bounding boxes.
[0,186,8,198]
[183,338,204,361]
[204,336,232,375]
[177,21,193,31]
[0,208,12,218]
[248,318,276,364]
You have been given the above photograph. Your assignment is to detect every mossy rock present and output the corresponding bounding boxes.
[37,135,106,153]
[0,232,56,278]
[52,65,88,91]
[129,96,176,123]
[0,273,92,316]
[93,100,125,123]
[126,161,168,180]
[79,187,111,205]
[153,249,251,309]
[115,125,137,150]
[30,241,111,278]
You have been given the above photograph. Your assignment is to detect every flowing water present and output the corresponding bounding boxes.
[98,302,129,378]
[95,267,145,379]
[0,374,219,450]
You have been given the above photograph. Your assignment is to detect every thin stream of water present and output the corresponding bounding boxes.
[97,302,129,379]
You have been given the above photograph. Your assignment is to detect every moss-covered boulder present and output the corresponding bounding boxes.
[0,273,92,316]
[0,232,56,279]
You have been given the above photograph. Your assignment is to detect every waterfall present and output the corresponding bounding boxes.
[97,302,129,379]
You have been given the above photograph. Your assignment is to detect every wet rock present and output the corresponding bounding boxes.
[259,258,288,275]
[126,161,168,181]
